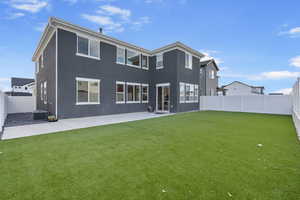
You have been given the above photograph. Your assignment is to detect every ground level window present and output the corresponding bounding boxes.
[116,81,125,103]
[127,83,141,103]
[142,84,149,103]
[76,78,100,104]
[180,82,185,103]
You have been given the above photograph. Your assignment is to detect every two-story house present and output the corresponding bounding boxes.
[32,17,219,119]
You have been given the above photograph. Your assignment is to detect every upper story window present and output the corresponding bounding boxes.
[116,46,125,64]
[76,77,100,105]
[142,55,149,70]
[41,52,44,68]
[156,54,163,69]
[210,70,215,79]
[185,52,192,69]
[36,61,39,74]
[127,49,140,68]
[77,35,100,60]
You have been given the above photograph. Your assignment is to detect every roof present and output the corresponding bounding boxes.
[200,58,219,71]
[222,81,264,89]
[11,77,35,87]
[32,17,206,61]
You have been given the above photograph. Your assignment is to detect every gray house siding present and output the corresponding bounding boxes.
[176,50,200,112]
[150,50,178,113]
[205,63,218,96]
[57,28,150,119]
[36,32,56,115]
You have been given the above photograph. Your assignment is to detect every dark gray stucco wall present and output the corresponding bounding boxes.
[36,32,56,115]
[149,50,178,113]
[205,63,218,96]
[57,29,151,119]
[176,49,200,112]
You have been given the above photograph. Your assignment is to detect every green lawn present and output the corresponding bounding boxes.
[0,111,300,200]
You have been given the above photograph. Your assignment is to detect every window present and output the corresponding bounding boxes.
[41,52,44,68]
[76,78,100,104]
[142,55,149,70]
[156,54,163,69]
[210,70,215,79]
[116,46,125,64]
[127,49,140,67]
[36,61,39,73]
[194,84,199,102]
[210,88,214,96]
[185,84,191,102]
[77,35,100,59]
[44,81,47,104]
[40,83,43,101]
[116,81,125,104]
[180,82,185,103]
[142,84,149,103]
[185,53,192,69]
[127,83,141,103]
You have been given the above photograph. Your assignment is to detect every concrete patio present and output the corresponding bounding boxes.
[1,112,172,140]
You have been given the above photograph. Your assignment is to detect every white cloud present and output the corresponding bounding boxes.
[9,0,48,13]
[81,14,124,33]
[82,5,151,33]
[34,22,47,32]
[279,26,300,38]
[273,88,292,95]
[221,70,300,80]
[6,12,25,19]
[200,49,223,65]
[98,5,131,20]
[63,0,77,4]
[289,56,300,68]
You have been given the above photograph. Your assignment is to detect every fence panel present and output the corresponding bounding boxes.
[7,96,35,114]
[292,78,300,139]
[200,95,292,115]
[0,91,7,131]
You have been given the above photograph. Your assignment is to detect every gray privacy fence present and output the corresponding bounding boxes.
[292,78,300,139]
[200,95,292,115]
[0,90,8,131]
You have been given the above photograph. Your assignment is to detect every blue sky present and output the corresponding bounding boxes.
[0,0,300,94]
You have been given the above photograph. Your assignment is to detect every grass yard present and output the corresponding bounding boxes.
[0,111,300,200]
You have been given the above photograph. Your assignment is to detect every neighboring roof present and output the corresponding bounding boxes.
[32,17,206,61]
[11,77,35,87]
[200,58,219,71]
[222,81,264,89]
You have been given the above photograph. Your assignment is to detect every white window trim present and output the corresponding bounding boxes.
[41,52,44,68]
[44,81,47,104]
[40,82,43,101]
[210,70,215,79]
[194,84,199,102]
[180,82,199,103]
[185,52,192,69]
[116,81,125,104]
[36,61,39,74]
[76,35,101,60]
[126,82,141,103]
[141,55,149,70]
[116,46,126,65]
[76,77,100,105]
[126,49,141,69]
[179,82,185,103]
[142,83,149,103]
[156,53,164,69]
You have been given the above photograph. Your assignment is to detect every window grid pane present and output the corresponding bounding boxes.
[117,47,125,64]
[127,50,140,67]
[90,40,99,58]
[78,36,89,55]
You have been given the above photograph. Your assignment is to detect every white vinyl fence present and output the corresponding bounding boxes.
[200,95,292,115]
[0,91,8,131]
[7,96,35,114]
[292,78,300,139]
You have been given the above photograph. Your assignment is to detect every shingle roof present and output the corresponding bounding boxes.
[11,77,35,87]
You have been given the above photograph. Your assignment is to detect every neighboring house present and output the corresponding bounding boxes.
[221,81,264,96]
[32,17,219,119]
[6,77,35,96]
[199,59,219,96]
